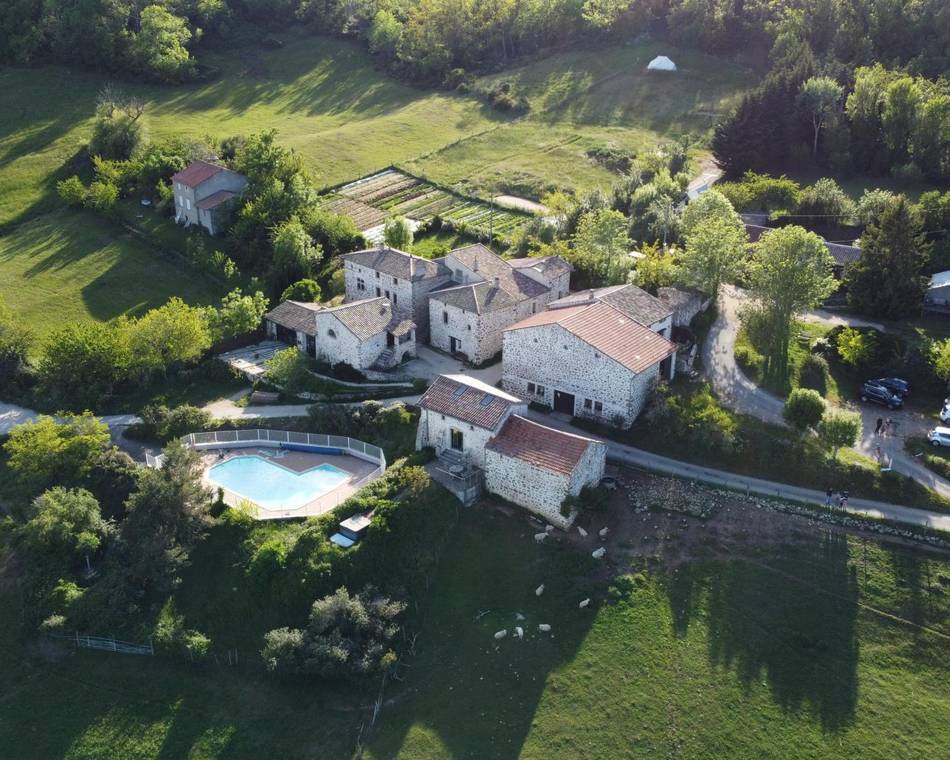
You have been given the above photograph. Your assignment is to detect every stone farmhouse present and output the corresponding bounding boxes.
[341,248,451,342]
[547,283,673,338]
[502,301,678,428]
[428,245,571,364]
[415,374,605,527]
[172,160,248,235]
[264,297,415,370]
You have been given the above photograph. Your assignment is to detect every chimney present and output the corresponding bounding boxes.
[588,290,595,301]
[493,276,500,288]
[473,257,479,272]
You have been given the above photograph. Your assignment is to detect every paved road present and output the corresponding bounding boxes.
[0,401,138,437]
[702,287,950,499]
[527,410,950,532]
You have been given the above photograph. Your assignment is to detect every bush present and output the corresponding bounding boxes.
[132,404,213,442]
[836,327,878,369]
[57,176,87,207]
[85,181,119,212]
[264,348,311,395]
[783,388,826,431]
[798,354,830,396]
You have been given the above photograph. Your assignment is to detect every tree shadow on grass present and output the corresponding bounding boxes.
[667,531,859,731]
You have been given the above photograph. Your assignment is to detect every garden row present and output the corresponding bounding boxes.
[330,169,534,240]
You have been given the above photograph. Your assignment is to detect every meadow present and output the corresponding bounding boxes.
[2,503,949,759]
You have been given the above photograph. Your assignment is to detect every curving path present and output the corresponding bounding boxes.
[702,287,950,499]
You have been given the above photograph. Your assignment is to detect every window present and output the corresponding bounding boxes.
[594,352,600,359]
[594,401,603,413]
[443,311,449,324]
[450,429,464,451]
[376,271,380,279]
[531,303,537,314]
[327,329,336,339]
[479,394,493,407]
[399,332,411,344]
[185,198,191,210]
[527,382,536,394]
[536,385,546,396]
[393,277,399,285]
[452,386,466,399]
[385,290,390,299]
[392,292,398,305]
[584,398,592,410]
[376,287,381,297]
[356,277,366,291]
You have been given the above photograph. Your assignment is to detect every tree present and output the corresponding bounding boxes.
[798,178,856,223]
[271,216,323,291]
[882,77,922,165]
[0,298,31,388]
[631,243,679,292]
[680,189,741,238]
[124,298,212,378]
[818,410,862,461]
[57,175,87,207]
[929,338,950,386]
[88,87,145,160]
[38,322,129,409]
[747,226,836,385]
[845,197,928,319]
[262,585,406,678]
[130,5,195,83]
[3,413,111,492]
[799,77,843,158]
[208,289,269,341]
[264,347,310,394]
[120,439,212,592]
[783,388,826,431]
[368,10,403,61]
[855,189,899,226]
[280,279,322,303]
[680,217,746,301]
[835,327,877,368]
[23,487,109,570]
[383,216,413,251]
[647,196,679,249]
[572,208,632,285]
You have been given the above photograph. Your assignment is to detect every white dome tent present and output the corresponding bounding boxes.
[647,55,677,71]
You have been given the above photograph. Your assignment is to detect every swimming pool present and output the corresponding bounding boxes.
[208,455,350,511]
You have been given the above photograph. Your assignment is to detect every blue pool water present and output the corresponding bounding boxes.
[208,455,350,511]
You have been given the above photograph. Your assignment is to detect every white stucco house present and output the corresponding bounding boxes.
[428,245,572,364]
[415,374,605,527]
[341,247,452,342]
[264,297,415,370]
[171,160,248,235]
[502,301,678,428]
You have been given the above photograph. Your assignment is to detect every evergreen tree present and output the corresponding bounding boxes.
[845,197,929,318]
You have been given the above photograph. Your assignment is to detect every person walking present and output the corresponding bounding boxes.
[875,417,883,435]
[825,487,834,507]
[884,418,892,439]
[839,490,849,509]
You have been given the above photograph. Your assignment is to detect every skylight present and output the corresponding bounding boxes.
[452,386,466,399]
[479,394,494,407]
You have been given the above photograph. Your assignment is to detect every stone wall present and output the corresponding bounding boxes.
[415,408,517,468]
[313,313,365,368]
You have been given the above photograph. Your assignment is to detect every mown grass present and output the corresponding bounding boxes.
[0,208,220,347]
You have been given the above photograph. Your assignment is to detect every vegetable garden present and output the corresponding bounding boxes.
[328,169,535,241]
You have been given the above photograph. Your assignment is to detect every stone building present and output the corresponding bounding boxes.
[171,160,248,235]
[415,374,605,527]
[548,283,673,337]
[502,301,678,428]
[341,247,451,341]
[485,415,606,529]
[656,286,712,328]
[428,246,571,364]
[265,297,415,370]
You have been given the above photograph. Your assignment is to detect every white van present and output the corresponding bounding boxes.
[928,427,950,447]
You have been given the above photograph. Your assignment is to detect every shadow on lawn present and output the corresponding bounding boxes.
[667,530,859,731]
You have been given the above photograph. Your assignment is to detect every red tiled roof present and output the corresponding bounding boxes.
[486,415,597,476]
[418,374,522,430]
[506,302,677,373]
[196,189,237,210]
[172,160,224,188]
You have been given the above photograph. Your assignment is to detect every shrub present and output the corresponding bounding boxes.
[836,327,878,369]
[798,354,830,395]
[264,348,311,394]
[57,176,87,207]
[818,410,862,460]
[783,388,826,431]
[133,404,213,442]
[85,181,119,212]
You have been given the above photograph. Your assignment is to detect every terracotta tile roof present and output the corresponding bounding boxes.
[505,302,677,373]
[486,415,598,476]
[321,297,413,341]
[195,189,236,210]
[265,300,322,336]
[172,160,225,188]
[549,284,671,326]
[418,374,522,430]
[342,248,448,281]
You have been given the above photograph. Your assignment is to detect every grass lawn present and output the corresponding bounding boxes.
[0,208,220,347]
[410,229,482,259]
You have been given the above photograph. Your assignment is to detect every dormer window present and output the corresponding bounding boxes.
[327,329,336,338]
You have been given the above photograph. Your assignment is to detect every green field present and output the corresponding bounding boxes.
[0,208,219,345]
[3,505,948,759]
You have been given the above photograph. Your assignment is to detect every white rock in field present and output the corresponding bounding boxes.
[538,624,551,632]
[599,527,609,538]
[577,526,588,537]
[592,547,606,559]
[545,525,555,534]
[534,532,547,543]
[494,629,507,640]
[579,598,590,608]
[515,612,525,621]
[514,626,524,639]
[535,584,545,597]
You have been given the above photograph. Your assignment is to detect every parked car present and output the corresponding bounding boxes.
[872,377,910,397]
[859,381,903,409]
[928,427,950,447]
[940,403,950,423]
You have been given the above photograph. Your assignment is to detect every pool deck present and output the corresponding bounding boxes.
[201,447,379,520]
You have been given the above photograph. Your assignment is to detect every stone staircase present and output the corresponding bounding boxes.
[373,348,397,370]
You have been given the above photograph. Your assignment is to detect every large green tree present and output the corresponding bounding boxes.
[130,5,195,82]
[571,208,632,286]
[747,226,836,385]
[23,487,110,570]
[0,298,31,389]
[799,76,843,158]
[208,289,269,341]
[845,197,928,318]
[680,216,747,301]
[38,322,129,410]
[124,297,212,378]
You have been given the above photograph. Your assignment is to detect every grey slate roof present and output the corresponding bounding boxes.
[321,297,414,341]
[434,244,548,312]
[548,284,671,326]
[265,300,322,336]
[341,247,448,281]
[507,255,572,278]
[430,281,525,313]
[744,224,861,268]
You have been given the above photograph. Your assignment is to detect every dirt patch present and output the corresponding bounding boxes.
[494,195,549,215]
